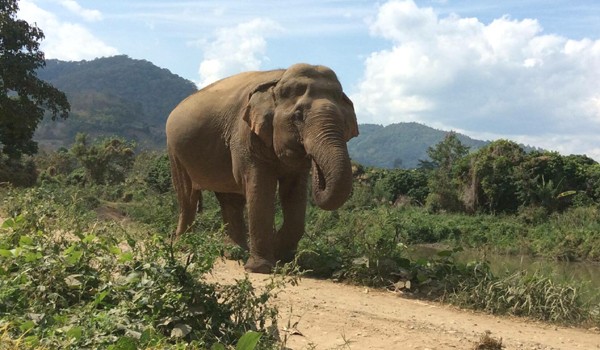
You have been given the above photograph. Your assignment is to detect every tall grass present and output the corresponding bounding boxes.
[297,194,600,326]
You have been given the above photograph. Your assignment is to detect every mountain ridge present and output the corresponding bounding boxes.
[35,56,526,168]
[35,55,197,149]
[348,122,489,168]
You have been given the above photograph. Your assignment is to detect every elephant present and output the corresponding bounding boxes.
[166,63,359,273]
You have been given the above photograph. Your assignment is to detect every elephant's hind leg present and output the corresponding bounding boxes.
[169,154,202,237]
[215,192,248,250]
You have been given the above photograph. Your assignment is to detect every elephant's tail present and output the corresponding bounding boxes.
[168,152,202,236]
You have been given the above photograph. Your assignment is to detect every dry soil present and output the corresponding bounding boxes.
[208,259,600,350]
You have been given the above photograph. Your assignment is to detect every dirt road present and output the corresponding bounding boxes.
[208,259,600,350]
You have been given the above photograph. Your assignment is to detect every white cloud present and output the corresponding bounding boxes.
[18,0,118,61]
[59,0,103,22]
[353,0,600,157]
[196,18,283,87]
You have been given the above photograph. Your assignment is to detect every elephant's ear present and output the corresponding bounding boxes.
[342,92,359,141]
[243,80,278,147]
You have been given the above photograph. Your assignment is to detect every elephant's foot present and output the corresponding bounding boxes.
[244,256,274,274]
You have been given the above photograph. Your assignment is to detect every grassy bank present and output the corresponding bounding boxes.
[337,185,600,262]
[296,188,600,325]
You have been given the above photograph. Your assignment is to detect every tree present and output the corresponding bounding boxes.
[516,152,598,211]
[70,133,135,185]
[0,0,70,159]
[420,132,470,212]
[377,168,429,204]
[419,131,469,169]
[463,140,526,213]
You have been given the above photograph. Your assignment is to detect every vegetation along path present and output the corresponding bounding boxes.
[209,260,600,350]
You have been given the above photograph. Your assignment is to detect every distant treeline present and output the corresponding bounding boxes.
[355,133,600,216]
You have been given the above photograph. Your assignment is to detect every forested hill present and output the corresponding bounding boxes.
[35,55,197,149]
[34,56,495,168]
[348,123,488,168]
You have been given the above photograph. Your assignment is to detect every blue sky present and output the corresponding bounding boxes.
[17,0,600,159]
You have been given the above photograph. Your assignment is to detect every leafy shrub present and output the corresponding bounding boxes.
[144,153,172,194]
[36,148,78,182]
[0,156,37,187]
[300,206,409,286]
[374,168,428,204]
[0,185,280,349]
[65,167,87,185]
[70,133,136,185]
[422,132,469,213]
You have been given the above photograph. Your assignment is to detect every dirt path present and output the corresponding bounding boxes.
[208,259,600,350]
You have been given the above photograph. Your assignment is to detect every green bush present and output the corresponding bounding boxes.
[298,206,408,286]
[374,168,428,204]
[0,156,37,187]
[528,206,600,261]
[0,185,280,349]
[70,133,136,185]
[145,153,172,194]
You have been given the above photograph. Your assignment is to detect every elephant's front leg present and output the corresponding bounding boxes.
[275,174,308,263]
[244,168,277,273]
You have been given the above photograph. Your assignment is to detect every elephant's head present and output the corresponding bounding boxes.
[243,63,359,210]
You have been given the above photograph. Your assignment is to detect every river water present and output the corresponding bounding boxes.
[409,245,600,290]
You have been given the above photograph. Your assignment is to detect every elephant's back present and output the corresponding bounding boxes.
[167,69,283,128]
[166,68,286,147]
[178,68,284,108]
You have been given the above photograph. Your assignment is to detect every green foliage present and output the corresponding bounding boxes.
[298,206,409,286]
[421,131,470,170]
[3,135,600,345]
[422,132,469,212]
[462,140,526,213]
[0,0,70,159]
[527,206,600,261]
[36,147,78,182]
[0,155,37,186]
[396,135,600,215]
[297,200,598,325]
[235,331,262,350]
[349,166,429,208]
[516,152,599,213]
[450,269,589,323]
[144,153,172,194]
[70,133,136,185]
[0,184,279,349]
[375,168,429,204]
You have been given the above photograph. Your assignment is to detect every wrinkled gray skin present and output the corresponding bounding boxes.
[166,63,359,273]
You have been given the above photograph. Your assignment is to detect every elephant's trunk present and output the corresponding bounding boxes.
[306,131,353,211]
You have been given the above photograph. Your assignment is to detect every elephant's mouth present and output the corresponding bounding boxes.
[275,144,309,168]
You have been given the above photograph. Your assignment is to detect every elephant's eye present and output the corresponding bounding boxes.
[292,109,303,122]
[280,87,291,98]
